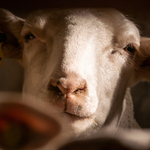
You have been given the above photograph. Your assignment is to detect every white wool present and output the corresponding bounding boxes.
[118,88,140,129]
[0,8,144,138]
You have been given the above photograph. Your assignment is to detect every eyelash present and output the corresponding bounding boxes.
[123,43,136,54]
[25,33,36,42]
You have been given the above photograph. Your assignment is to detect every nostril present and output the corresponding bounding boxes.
[48,85,62,93]
[48,79,65,95]
[48,78,87,95]
[73,87,87,94]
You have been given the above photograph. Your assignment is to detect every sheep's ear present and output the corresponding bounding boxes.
[0,9,24,59]
[134,37,150,82]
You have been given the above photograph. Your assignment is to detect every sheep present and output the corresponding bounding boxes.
[0,8,150,138]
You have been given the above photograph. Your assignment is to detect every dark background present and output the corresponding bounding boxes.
[1,0,150,36]
[1,0,150,13]
[0,0,150,127]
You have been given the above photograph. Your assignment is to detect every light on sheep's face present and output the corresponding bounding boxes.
[21,9,140,136]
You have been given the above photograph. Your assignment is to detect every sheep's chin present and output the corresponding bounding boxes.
[60,112,100,136]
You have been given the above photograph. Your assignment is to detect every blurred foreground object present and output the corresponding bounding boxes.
[1,93,150,150]
[0,103,60,149]
[0,93,69,150]
[59,129,150,150]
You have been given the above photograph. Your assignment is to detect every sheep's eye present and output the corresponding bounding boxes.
[25,33,35,42]
[124,44,136,54]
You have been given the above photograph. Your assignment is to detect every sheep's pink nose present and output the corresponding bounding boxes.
[49,76,87,96]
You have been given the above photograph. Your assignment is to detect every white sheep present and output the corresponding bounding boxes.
[0,8,150,139]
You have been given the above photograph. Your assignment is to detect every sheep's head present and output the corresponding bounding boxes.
[0,8,150,136]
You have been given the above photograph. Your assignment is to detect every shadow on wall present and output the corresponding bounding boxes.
[0,59,24,92]
[131,82,150,128]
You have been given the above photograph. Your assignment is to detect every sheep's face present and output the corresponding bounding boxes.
[0,9,141,136]
[20,9,140,135]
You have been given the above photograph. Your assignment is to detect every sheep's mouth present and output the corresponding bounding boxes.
[61,111,90,122]
[64,111,86,118]
[62,112,99,126]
